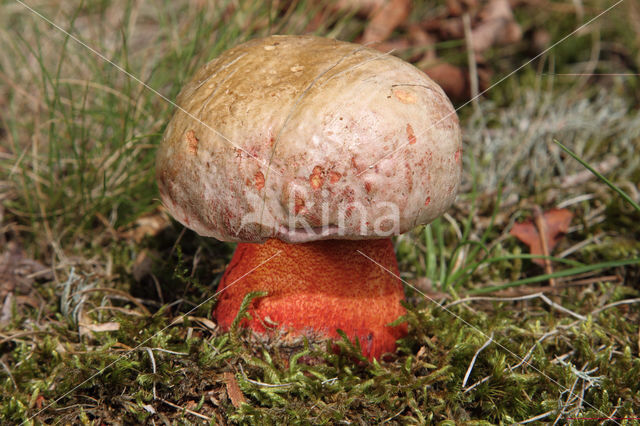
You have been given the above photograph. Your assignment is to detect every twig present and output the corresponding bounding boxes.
[520,409,555,424]
[321,377,338,385]
[462,374,491,393]
[509,329,561,371]
[463,13,480,112]
[444,293,586,320]
[76,288,151,316]
[556,234,602,259]
[144,347,157,399]
[533,206,556,289]
[0,359,17,389]
[238,364,293,388]
[382,406,406,423]
[0,331,48,345]
[590,298,640,316]
[538,293,586,320]
[462,333,494,388]
[148,348,188,356]
[558,274,620,286]
[490,275,620,297]
[158,397,211,421]
[88,306,144,316]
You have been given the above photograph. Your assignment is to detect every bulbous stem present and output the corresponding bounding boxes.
[213,238,408,360]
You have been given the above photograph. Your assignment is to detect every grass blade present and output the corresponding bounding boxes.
[467,258,639,295]
[554,139,640,212]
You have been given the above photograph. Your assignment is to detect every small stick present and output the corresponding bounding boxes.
[463,13,480,111]
[462,333,494,388]
[444,293,586,320]
[158,397,211,421]
[144,347,157,399]
[533,206,556,289]
[590,298,640,316]
[238,364,292,388]
[520,410,555,424]
[77,287,151,316]
[0,359,17,389]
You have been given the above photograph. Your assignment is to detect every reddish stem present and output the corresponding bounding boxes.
[214,238,408,360]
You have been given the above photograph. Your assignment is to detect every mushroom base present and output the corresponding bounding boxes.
[213,238,408,360]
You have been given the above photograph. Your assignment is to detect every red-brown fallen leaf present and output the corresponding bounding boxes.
[35,395,45,410]
[446,0,479,17]
[470,0,522,52]
[423,62,491,102]
[424,63,469,101]
[510,208,573,266]
[0,240,52,299]
[118,208,171,243]
[335,0,386,16]
[223,372,246,408]
[362,0,411,44]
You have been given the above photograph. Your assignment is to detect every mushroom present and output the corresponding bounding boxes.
[156,35,462,360]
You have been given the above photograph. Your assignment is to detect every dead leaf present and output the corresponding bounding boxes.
[170,315,218,331]
[81,321,121,333]
[132,250,154,282]
[0,240,52,299]
[470,0,522,52]
[335,0,386,16]
[35,395,45,410]
[423,17,464,39]
[510,208,573,266]
[78,307,121,337]
[447,0,465,16]
[423,62,490,101]
[223,372,246,408]
[408,25,437,61]
[79,320,121,338]
[79,308,120,336]
[119,208,171,243]
[446,0,479,16]
[424,63,469,101]
[362,0,411,44]
[0,293,13,325]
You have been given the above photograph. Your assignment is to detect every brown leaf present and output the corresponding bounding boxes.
[78,308,120,338]
[362,0,411,44]
[408,25,437,61]
[132,249,154,282]
[471,0,522,52]
[424,63,469,101]
[510,208,573,265]
[0,241,52,299]
[119,208,171,243]
[79,321,121,334]
[447,0,480,16]
[223,372,246,408]
[335,0,386,16]
[423,62,490,102]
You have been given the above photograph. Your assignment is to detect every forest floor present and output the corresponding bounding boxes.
[1,0,639,423]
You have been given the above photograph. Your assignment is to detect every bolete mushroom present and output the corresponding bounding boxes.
[156,35,462,360]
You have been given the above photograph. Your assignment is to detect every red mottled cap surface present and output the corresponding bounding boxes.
[156,35,462,243]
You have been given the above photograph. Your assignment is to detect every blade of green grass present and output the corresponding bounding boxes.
[467,258,640,295]
[554,139,640,212]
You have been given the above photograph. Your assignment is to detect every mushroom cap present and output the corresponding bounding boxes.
[156,35,462,243]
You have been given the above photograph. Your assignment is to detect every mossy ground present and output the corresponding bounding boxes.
[1,0,639,424]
